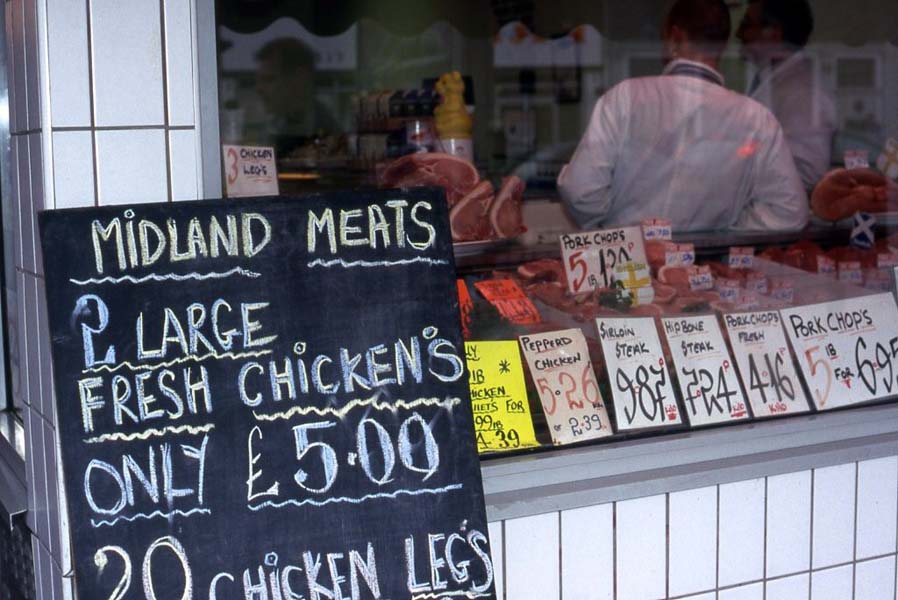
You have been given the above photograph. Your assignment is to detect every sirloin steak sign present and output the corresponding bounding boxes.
[38,191,495,599]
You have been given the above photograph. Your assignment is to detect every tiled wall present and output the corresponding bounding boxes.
[5,0,204,597]
[488,456,898,599]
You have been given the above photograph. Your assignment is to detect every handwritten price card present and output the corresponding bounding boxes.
[222,144,279,197]
[723,312,810,417]
[596,317,681,430]
[474,278,541,325]
[559,226,647,294]
[519,329,613,444]
[781,293,898,410]
[662,315,750,426]
[465,342,538,453]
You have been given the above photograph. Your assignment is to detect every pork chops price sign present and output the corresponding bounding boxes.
[38,191,496,600]
[781,293,898,410]
[559,226,648,294]
[723,311,810,418]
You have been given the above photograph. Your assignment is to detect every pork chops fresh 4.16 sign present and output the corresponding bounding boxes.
[38,190,495,599]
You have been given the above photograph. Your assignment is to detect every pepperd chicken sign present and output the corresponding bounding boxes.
[38,190,495,599]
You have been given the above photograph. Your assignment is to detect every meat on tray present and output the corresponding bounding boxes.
[379,152,479,206]
[811,168,898,221]
[380,153,525,242]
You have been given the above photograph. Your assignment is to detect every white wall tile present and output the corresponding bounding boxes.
[855,556,896,600]
[680,594,715,600]
[25,277,43,420]
[95,129,168,205]
[51,131,96,209]
[37,279,54,427]
[718,582,763,600]
[616,495,666,600]
[5,2,19,133]
[669,486,717,597]
[811,564,853,600]
[29,133,45,274]
[23,0,40,130]
[16,273,29,407]
[46,0,91,127]
[812,463,856,569]
[31,536,43,600]
[719,478,765,587]
[561,504,613,600]
[766,573,809,600]
[856,456,898,559]
[169,128,199,201]
[15,135,32,272]
[90,0,164,126]
[29,414,49,547]
[23,405,35,532]
[487,521,503,600]
[766,471,811,577]
[11,135,23,271]
[505,512,559,600]
[10,0,26,133]
[42,420,60,558]
[36,540,54,600]
[163,0,196,126]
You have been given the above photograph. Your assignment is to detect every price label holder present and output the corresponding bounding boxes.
[688,265,714,291]
[465,341,539,453]
[837,261,863,285]
[222,144,279,197]
[728,246,755,269]
[519,329,613,445]
[662,315,750,426]
[559,226,647,294]
[665,243,696,267]
[474,278,541,325]
[723,311,810,417]
[596,317,681,430]
[641,218,672,241]
[781,293,898,410]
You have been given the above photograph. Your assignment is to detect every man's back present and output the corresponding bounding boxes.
[558,61,808,232]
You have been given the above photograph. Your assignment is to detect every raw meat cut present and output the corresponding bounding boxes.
[811,168,898,221]
[489,176,525,238]
[518,259,567,284]
[379,153,480,206]
[449,181,494,241]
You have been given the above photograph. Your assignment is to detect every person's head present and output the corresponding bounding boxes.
[737,0,814,64]
[255,38,316,117]
[662,0,732,67]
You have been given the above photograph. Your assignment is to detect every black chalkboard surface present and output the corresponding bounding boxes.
[39,190,496,599]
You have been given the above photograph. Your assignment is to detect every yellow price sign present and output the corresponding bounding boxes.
[465,341,539,453]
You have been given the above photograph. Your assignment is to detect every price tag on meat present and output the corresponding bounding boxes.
[474,279,541,325]
[728,246,755,269]
[559,226,647,294]
[465,341,539,453]
[781,293,898,409]
[519,329,613,444]
[662,315,750,426]
[723,312,810,417]
[641,218,672,241]
[665,243,696,267]
[596,317,681,430]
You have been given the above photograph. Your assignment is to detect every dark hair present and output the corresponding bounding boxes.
[255,38,316,74]
[757,0,814,48]
[666,0,732,49]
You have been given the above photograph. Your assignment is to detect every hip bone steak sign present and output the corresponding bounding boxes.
[38,190,495,599]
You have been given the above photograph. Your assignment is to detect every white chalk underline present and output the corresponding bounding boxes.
[307,257,449,269]
[248,484,463,511]
[70,267,260,285]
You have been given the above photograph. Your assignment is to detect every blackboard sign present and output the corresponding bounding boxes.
[39,190,496,599]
